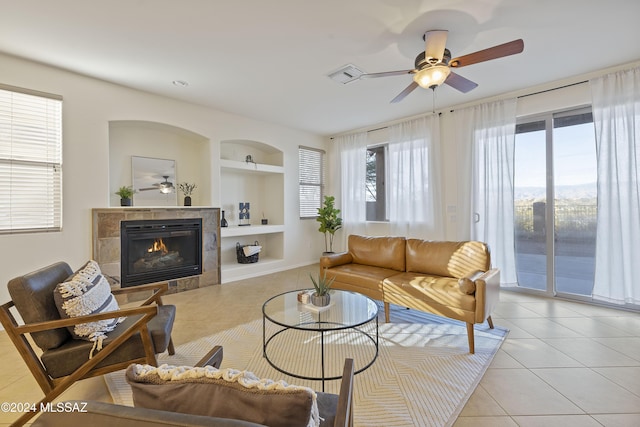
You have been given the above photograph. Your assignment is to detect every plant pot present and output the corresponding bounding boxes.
[120,198,132,206]
[311,293,331,307]
[184,196,192,206]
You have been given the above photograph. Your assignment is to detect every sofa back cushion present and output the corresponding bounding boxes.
[126,364,318,427]
[8,262,73,351]
[348,235,406,271]
[406,240,490,278]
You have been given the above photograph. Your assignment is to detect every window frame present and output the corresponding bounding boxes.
[0,83,63,234]
[298,145,326,219]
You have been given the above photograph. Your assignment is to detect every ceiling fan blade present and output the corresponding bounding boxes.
[449,39,524,68]
[138,187,158,191]
[444,71,478,93]
[390,81,419,103]
[424,30,448,63]
[360,69,414,79]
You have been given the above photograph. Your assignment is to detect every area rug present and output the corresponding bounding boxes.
[105,317,507,427]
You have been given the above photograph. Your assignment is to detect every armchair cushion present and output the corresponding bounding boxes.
[126,364,319,427]
[41,305,176,379]
[53,261,124,351]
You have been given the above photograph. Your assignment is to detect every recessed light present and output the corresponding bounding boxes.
[172,80,189,87]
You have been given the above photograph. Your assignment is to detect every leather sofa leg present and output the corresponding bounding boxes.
[466,323,475,354]
[384,302,390,323]
[487,316,494,329]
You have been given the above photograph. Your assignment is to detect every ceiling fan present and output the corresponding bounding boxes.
[359,30,524,103]
[139,175,175,194]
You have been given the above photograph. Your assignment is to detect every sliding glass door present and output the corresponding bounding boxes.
[514,108,597,297]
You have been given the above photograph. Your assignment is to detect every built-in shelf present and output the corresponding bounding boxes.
[220,159,284,175]
[220,224,285,238]
[219,139,285,283]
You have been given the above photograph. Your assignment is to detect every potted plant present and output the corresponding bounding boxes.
[116,186,134,206]
[309,272,335,306]
[178,182,197,206]
[316,195,342,254]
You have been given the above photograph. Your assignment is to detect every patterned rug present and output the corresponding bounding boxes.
[106,317,508,427]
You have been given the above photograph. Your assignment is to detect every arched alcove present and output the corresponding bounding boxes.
[108,120,211,207]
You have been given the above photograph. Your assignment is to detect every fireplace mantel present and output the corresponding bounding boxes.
[92,207,220,294]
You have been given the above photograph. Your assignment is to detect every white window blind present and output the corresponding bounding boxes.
[299,146,325,218]
[0,85,63,233]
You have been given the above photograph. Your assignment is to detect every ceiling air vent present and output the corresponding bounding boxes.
[327,64,365,84]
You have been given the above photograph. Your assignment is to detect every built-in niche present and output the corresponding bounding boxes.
[109,121,211,207]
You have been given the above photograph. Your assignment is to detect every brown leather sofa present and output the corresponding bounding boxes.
[320,235,501,353]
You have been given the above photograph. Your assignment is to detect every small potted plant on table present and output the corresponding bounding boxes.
[309,272,335,307]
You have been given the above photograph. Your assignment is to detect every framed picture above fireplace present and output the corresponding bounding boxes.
[132,156,178,206]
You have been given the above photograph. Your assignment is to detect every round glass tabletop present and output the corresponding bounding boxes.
[262,289,378,330]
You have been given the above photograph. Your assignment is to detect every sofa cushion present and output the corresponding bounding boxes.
[383,273,476,313]
[325,263,399,291]
[7,262,73,351]
[126,364,319,427]
[348,235,406,271]
[406,240,490,278]
[53,261,124,353]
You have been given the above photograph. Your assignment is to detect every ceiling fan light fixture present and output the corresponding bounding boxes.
[413,65,450,89]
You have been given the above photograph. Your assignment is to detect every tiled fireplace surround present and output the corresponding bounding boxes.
[92,207,221,294]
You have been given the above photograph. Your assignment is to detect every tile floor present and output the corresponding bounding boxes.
[1,264,639,426]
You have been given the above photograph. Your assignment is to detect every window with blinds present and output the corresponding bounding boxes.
[299,146,325,219]
[0,85,63,233]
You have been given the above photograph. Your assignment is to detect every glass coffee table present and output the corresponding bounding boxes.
[262,289,378,391]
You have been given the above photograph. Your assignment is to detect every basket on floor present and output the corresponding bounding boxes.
[236,241,260,264]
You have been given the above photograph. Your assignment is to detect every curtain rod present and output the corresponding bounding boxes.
[330,79,591,140]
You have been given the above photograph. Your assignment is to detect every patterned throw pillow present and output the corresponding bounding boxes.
[53,260,124,357]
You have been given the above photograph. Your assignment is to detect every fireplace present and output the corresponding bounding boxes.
[120,218,203,287]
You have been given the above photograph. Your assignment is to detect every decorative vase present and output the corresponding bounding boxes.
[311,293,331,307]
[120,198,132,206]
[184,196,192,206]
[221,210,228,227]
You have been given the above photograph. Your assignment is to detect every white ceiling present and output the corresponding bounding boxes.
[1,0,639,136]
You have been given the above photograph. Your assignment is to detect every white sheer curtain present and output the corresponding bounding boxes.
[387,115,444,240]
[334,131,368,249]
[452,99,518,285]
[591,67,640,305]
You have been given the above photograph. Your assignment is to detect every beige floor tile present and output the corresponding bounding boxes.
[506,318,584,339]
[511,415,602,426]
[490,319,536,339]
[488,349,525,369]
[533,367,640,413]
[480,369,583,415]
[459,385,507,416]
[595,315,640,335]
[500,339,583,368]
[491,302,544,319]
[593,337,640,361]
[592,366,640,396]
[591,414,640,427]
[517,302,585,318]
[551,317,632,337]
[453,416,518,427]
[544,337,640,367]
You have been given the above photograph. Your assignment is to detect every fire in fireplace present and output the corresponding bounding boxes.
[120,218,202,287]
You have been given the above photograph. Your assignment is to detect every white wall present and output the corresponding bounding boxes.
[0,52,327,304]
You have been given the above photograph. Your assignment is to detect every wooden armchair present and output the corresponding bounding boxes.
[0,262,176,426]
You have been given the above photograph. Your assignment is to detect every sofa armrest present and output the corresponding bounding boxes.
[473,268,501,323]
[320,252,353,269]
